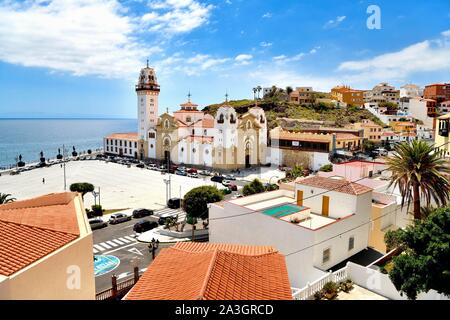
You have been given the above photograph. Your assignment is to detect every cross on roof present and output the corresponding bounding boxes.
[225,92,229,103]
[187,90,191,102]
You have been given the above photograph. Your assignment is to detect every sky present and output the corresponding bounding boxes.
[0,0,449,118]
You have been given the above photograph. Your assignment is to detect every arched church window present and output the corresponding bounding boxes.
[230,114,236,124]
[246,121,252,129]
[260,115,265,123]
[192,129,195,135]
[218,113,224,124]
[164,119,170,129]
[186,116,192,122]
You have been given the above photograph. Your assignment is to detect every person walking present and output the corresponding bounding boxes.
[42,178,45,184]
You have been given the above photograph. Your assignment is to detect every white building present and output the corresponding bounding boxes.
[209,176,373,287]
[364,83,399,104]
[408,97,436,128]
[364,102,413,125]
[400,84,423,98]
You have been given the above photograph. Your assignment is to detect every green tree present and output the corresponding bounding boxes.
[183,186,223,220]
[363,140,377,153]
[91,204,104,217]
[0,193,16,204]
[388,206,450,300]
[242,179,266,196]
[385,140,450,220]
[69,182,95,199]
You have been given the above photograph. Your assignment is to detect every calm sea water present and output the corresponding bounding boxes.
[0,119,136,168]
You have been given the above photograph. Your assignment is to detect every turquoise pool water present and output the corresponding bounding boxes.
[262,203,305,218]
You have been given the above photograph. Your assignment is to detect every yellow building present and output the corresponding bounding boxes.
[390,121,417,135]
[435,113,450,157]
[347,119,384,143]
[0,192,95,300]
[331,86,366,106]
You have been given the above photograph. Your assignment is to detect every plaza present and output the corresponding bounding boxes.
[0,160,222,210]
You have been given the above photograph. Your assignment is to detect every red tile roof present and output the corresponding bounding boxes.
[296,176,372,195]
[0,192,81,276]
[125,243,292,300]
[105,132,138,140]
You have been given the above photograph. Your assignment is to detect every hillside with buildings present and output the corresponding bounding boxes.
[203,99,385,130]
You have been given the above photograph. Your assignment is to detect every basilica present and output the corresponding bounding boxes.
[104,63,269,169]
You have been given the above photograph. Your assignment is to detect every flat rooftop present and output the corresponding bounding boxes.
[230,193,337,230]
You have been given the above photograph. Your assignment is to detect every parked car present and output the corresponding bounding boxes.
[222,179,232,187]
[133,220,158,233]
[211,175,224,183]
[187,168,197,174]
[108,213,132,224]
[224,174,236,181]
[136,163,145,168]
[147,163,157,170]
[199,170,212,176]
[158,212,179,225]
[89,218,107,230]
[132,208,154,218]
[228,183,238,191]
[167,197,181,209]
[175,169,187,176]
[187,172,199,178]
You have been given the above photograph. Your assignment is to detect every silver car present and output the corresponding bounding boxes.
[109,213,132,224]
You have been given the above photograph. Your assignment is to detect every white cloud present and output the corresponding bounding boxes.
[156,53,230,76]
[0,0,156,78]
[442,30,450,37]
[260,41,273,47]
[272,46,320,64]
[141,0,214,35]
[262,12,272,18]
[323,15,346,29]
[338,37,450,81]
[235,54,252,61]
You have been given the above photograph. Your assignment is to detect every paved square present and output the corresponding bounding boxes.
[0,160,220,210]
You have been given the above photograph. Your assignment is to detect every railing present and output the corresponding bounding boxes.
[292,266,349,300]
[96,273,139,301]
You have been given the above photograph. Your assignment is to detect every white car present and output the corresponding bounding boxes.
[109,213,132,224]
[188,172,199,178]
[222,179,232,187]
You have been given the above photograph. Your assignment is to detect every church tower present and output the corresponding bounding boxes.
[136,60,160,159]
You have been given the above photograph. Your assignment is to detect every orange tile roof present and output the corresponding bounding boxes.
[125,243,292,300]
[296,176,372,195]
[105,132,138,140]
[174,242,276,255]
[0,192,81,276]
[335,133,362,140]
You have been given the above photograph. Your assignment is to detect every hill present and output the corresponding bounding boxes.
[202,99,385,130]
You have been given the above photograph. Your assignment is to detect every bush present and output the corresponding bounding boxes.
[221,188,232,195]
[384,229,405,252]
[265,183,279,191]
[91,205,104,217]
[286,165,304,180]
[242,179,266,196]
[319,164,333,172]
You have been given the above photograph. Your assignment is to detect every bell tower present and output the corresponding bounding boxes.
[136,60,160,159]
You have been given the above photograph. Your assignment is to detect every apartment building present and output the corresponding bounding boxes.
[0,192,95,300]
[270,126,363,170]
[364,83,400,104]
[104,133,139,158]
[408,97,437,128]
[435,113,450,157]
[346,119,384,143]
[400,83,423,98]
[330,86,366,106]
[424,83,450,104]
[289,87,315,105]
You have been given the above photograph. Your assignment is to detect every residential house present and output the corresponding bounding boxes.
[435,113,450,157]
[400,83,423,98]
[330,86,366,106]
[408,97,437,128]
[346,119,383,143]
[124,242,293,300]
[364,83,400,104]
[0,192,95,300]
[209,176,375,287]
[438,101,450,115]
[289,87,315,106]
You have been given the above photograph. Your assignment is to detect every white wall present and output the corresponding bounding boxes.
[347,262,449,300]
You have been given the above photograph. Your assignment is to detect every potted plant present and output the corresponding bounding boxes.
[313,290,323,300]
[322,281,338,300]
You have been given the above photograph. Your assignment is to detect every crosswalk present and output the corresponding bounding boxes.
[93,235,136,253]
[154,207,187,223]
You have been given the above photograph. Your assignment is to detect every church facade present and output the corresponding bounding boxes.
[104,64,269,170]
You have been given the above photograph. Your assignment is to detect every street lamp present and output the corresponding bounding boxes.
[269,175,279,185]
[92,187,101,206]
[148,238,160,260]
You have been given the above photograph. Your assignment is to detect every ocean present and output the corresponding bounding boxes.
[0,119,137,168]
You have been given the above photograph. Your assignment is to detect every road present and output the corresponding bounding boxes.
[92,217,174,293]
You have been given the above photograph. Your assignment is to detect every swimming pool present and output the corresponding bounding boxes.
[261,203,305,218]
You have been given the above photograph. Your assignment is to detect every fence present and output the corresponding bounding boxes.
[292,266,349,300]
[96,268,139,301]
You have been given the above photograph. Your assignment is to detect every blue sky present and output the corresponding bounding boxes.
[0,0,449,118]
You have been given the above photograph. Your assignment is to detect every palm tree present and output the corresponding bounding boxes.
[0,193,16,204]
[385,140,450,220]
